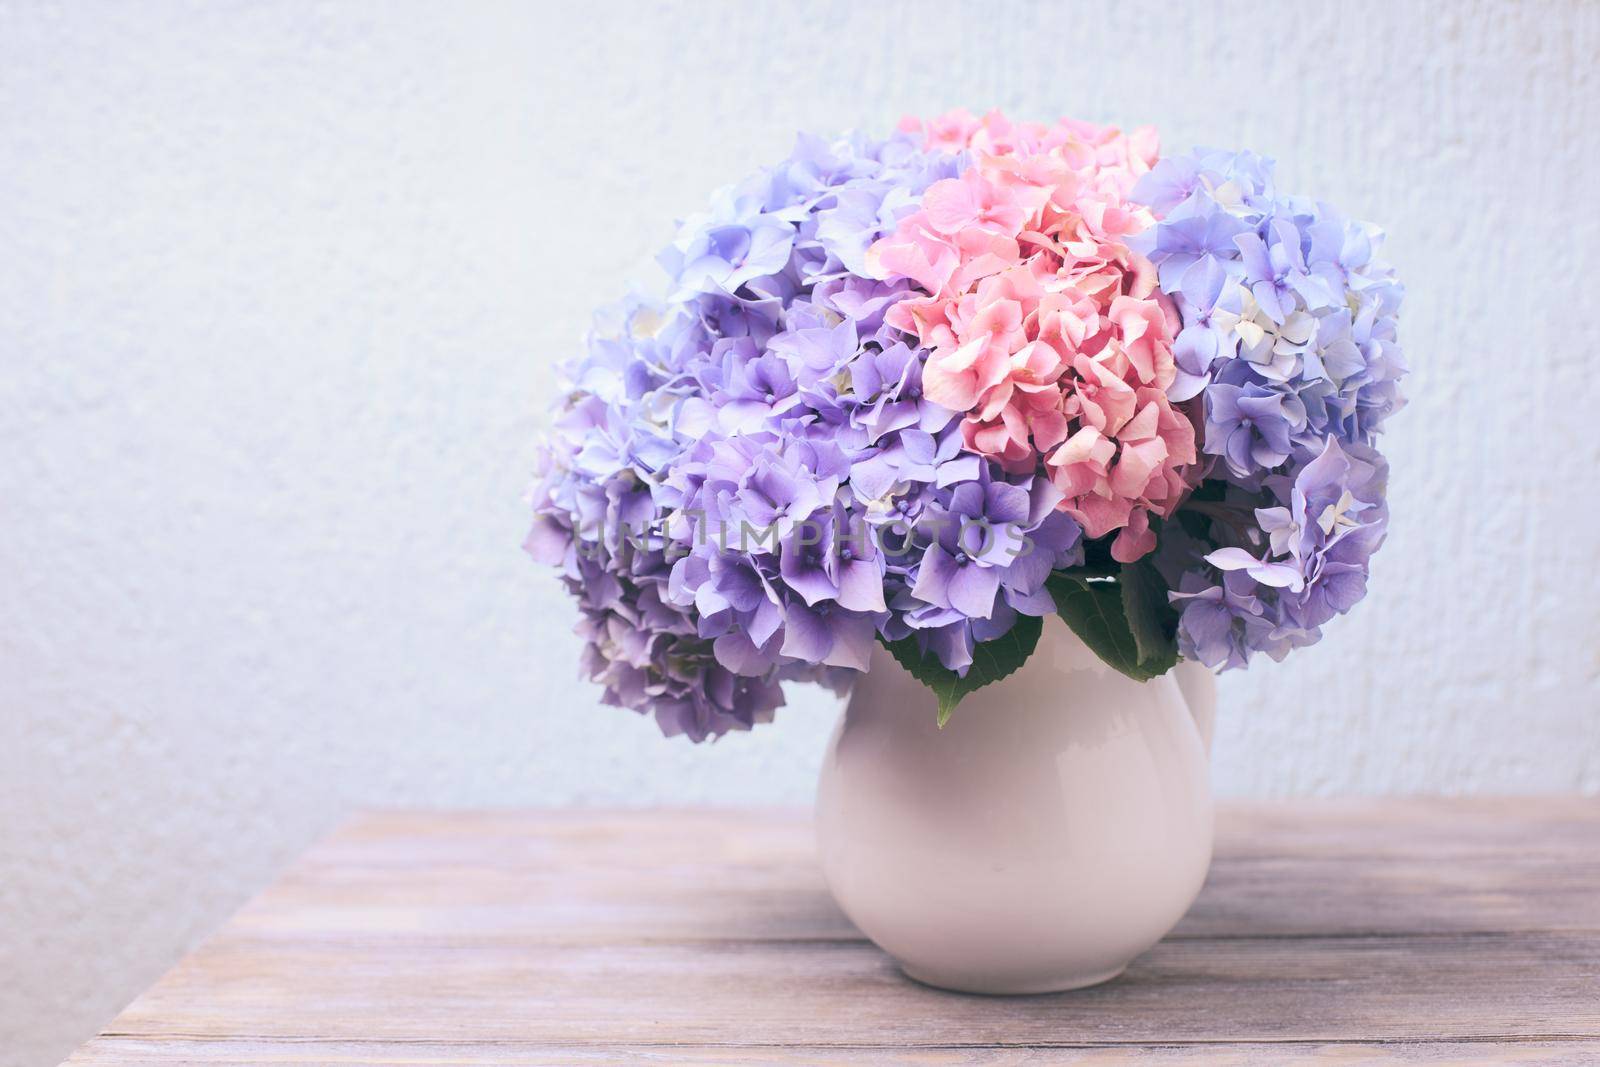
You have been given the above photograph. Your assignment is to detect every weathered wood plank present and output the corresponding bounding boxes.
[65,1036,1600,1065]
[224,800,1600,944]
[62,800,1600,1064]
[89,932,1600,1047]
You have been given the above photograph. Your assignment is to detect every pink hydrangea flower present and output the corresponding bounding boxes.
[869,110,1198,562]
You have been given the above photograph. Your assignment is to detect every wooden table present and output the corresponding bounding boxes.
[67,799,1600,1065]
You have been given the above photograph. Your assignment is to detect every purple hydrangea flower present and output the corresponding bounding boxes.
[527,128,1081,739]
[1132,149,1405,669]
[528,130,1406,733]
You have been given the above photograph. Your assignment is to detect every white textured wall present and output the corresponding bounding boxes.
[3,1,1597,1063]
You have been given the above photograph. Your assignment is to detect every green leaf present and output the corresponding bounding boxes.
[1045,573,1148,681]
[881,613,1044,727]
[1077,534,1120,576]
[1119,558,1179,678]
[1044,568,1177,683]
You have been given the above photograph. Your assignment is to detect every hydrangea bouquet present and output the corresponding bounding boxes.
[525,110,1405,741]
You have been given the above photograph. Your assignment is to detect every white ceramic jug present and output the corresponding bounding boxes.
[815,620,1215,994]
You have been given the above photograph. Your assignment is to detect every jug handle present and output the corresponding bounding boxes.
[1172,661,1216,755]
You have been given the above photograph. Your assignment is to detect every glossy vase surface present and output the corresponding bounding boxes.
[815,622,1215,994]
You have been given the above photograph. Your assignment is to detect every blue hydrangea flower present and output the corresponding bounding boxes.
[1132,150,1406,668]
[528,130,1407,736]
[528,129,1082,739]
